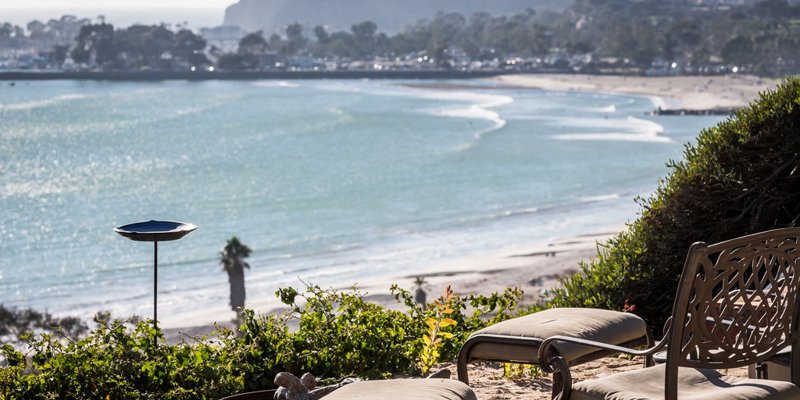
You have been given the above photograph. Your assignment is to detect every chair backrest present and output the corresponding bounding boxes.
[664,228,800,397]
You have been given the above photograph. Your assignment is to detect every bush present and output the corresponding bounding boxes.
[1,318,241,399]
[551,77,800,333]
[0,304,88,344]
[1,284,524,398]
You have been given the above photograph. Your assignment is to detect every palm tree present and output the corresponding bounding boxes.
[413,276,428,308]
[220,236,251,318]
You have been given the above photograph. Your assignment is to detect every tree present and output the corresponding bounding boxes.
[114,24,175,69]
[350,20,378,57]
[51,44,69,67]
[220,237,252,318]
[234,31,268,69]
[313,25,329,44]
[174,28,209,67]
[238,31,268,55]
[722,35,753,66]
[71,23,116,68]
[285,22,307,55]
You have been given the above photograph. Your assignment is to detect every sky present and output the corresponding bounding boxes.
[0,1,239,29]
[0,1,237,9]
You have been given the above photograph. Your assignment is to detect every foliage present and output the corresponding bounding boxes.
[2,284,525,398]
[502,363,542,380]
[273,284,418,381]
[1,317,242,399]
[417,286,457,375]
[269,0,799,75]
[392,284,525,363]
[4,1,800,74]
[70,22,208,70]
[551,78,800,333]
[0,304,87,344]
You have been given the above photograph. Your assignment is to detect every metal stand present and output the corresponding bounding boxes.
[153,241,158,329]
[114,220,196,333]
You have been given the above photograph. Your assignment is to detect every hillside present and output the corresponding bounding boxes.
[223,0,569,34]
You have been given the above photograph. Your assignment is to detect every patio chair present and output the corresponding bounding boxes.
[536,227,800,400]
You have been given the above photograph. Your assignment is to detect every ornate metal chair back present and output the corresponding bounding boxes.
[664,228,800,397]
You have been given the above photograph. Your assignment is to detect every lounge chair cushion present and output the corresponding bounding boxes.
[467,308,647,363]
[322,378,477,400]
[571,364,800,400]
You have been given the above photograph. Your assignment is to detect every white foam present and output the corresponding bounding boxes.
[433,105,506,133]
[253,81,300,88]
[627,116,664,134]
[552,116,670,143]
[0,94,87,111]
[589,104,616,113]
[647,95,681,110]
[553,132,672,143]
[581,193,621,202]
[416,90,513,151]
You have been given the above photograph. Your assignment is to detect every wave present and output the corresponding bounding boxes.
[306,81,512,149]
[0,94,88,111]
[580,193,621,203]
[553,132,672,143]
[253,80,301,88]
[647,95,681,110]
[593,104,617,113]
[417,91,513,152]
[627,116,664,134]
[552,116,671,143]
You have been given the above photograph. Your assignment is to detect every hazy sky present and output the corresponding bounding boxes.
[0,1,239,28]
[0,1,237,9]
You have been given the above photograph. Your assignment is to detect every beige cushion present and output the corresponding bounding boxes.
[323,379,477,400]
[467,308,647,363]
[571,364,800,400]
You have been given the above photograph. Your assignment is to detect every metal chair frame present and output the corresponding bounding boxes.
[537,228,800,400]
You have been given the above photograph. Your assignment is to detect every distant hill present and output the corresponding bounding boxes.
[223,0,570,34]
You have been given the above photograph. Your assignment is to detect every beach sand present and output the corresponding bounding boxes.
[163,73,765,398]
[163,229,617,341]
[493,73,779,110]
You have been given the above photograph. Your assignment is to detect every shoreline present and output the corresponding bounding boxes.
[0,69,505,81]
[1,71,778,112]
[492,73,778,111]
[163,227,618,342]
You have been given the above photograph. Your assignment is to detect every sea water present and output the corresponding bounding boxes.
[0,79,725,325]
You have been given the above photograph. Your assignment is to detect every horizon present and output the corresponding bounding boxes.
[0,2,238,30]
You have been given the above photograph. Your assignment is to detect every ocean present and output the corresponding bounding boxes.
[0,79,724,326]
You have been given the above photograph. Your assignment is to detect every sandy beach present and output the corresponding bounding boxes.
[494,73,779,110]
[163,228,617,339]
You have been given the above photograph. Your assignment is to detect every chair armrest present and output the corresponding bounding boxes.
[537,334,666,373]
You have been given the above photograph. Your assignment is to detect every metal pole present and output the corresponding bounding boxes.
[154,240,158,330]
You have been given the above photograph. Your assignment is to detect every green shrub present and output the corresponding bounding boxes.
[1,284,524,398]
[1,318,242,399]
[551,77,800,333]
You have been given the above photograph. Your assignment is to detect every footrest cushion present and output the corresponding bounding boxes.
[322,379,477,400]
[466,307,647,363]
